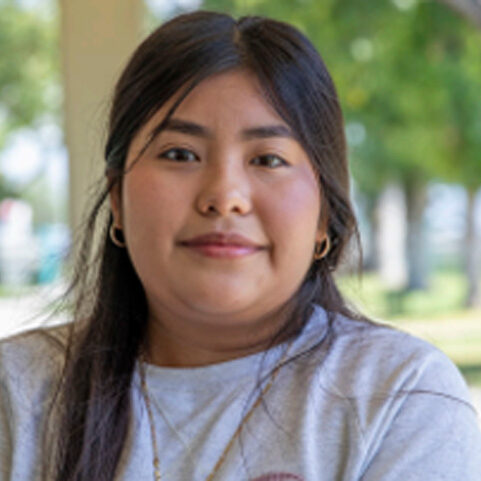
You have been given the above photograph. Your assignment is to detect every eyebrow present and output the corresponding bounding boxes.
[157,118,295,141]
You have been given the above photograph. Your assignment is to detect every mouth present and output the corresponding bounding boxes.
[178,231,267,258]
[179,242,264,259]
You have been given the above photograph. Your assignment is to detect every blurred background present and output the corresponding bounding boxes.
[0,0,479,399]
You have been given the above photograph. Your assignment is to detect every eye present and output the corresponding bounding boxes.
[251,154,289,168]
[158,147,198,162]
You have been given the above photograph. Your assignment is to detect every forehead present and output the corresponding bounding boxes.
[143,69,287,138]
[175,70,280,121]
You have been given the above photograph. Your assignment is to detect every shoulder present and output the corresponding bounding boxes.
[0,322,69,369]
[303,307,481,472]
[0,323,70,409]
[314,312,481,478]
[308,306,471,404]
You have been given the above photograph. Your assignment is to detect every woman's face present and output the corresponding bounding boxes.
[111,69,325,357]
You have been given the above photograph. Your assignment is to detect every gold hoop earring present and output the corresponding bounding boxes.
[110,224,126,248]
[313,237,330,260]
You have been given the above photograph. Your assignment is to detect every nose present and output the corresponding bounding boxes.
[195,157,252,217]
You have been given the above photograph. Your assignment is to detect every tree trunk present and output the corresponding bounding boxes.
[405,179,429,290]
[376,182,408,290]
[464,187,481,307]
[361,194,379,272]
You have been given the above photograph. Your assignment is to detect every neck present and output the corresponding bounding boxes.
[142,302,300,368]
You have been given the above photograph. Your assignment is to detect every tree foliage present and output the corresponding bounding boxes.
[0,0,58,150]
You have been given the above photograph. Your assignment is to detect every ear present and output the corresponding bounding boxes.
[107,176,122,228]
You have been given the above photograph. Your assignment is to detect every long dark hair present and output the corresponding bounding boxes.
[47,10,363,481]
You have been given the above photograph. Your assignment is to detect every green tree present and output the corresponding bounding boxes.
[0,0,58,150]
[348,1,481,292]
[435,27,481,306]
[0,1,60,227]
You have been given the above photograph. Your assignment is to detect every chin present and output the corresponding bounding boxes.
[185,294,257,316]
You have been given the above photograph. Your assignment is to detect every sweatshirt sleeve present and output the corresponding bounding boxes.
[0,326,67,481]
[358,348,481,481]
[0,358,13,480]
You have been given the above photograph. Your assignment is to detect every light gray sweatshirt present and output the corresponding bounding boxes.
[1,305,480,480]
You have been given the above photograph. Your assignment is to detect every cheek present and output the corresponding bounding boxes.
[259,174,321,262]
[260,174,321,293]
[121,169,184,245]
[257,177,320,300]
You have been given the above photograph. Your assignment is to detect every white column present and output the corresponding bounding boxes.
[59,0,144,233]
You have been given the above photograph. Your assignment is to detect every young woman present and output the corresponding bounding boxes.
[0,10,480,481]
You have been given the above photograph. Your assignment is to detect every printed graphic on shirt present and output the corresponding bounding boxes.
[251,473,304,481]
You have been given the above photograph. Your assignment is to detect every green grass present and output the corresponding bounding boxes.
[337,269,472,320]
[459,365,481,387]
[337,269,481,387]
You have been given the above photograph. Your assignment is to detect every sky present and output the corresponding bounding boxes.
[0,123,67,189]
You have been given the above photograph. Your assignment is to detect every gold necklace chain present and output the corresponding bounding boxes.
[138,340,294,481]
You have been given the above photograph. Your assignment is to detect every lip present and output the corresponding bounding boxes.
[179,232,264,248]
[179,232,266,259]
[182,244,261,259]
